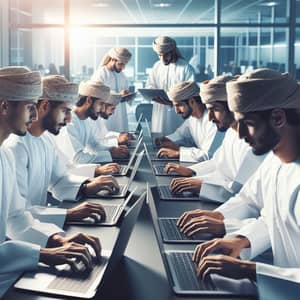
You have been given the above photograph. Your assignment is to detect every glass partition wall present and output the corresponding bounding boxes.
[5,0,299,81]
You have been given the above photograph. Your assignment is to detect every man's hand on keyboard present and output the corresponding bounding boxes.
[66,202,106,224]
[157,148,179,159]
[164,163,194,176]
[179,215,225,237]
[170,178,202,194]
[48,233,102,263]
[86,175,120,195]
[40,242,94,273]
[177,209,224,229]
[195,254,256,281]
[95,163,120,176]
[110,145,129,159]
[193,236,251,264]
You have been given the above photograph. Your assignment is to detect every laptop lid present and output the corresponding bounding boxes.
[123,133,143,173]
[14,192,146,299]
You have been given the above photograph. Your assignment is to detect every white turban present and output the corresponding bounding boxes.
[167,81,200,103]
[227,68,300,113]
[152,36,177,54]
[78,80,111,102]
[0,66,41,101]
[41,75,78,103]
[200,75,236,104]
[102,47,132,66]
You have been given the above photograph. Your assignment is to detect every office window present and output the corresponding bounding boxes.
[10,28,64,75]
[220,27,288,75]
[9,0,64,24]
[295,28,300,80]
[70,0,215,24]
[221,0,289,24]
[297,0,300,23]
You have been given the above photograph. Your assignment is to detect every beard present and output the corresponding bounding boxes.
[42,111,65,136]
[85,105,99,120]
[180,106,192,120]
[248,125,280,156]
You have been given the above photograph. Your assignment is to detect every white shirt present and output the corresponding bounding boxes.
[61,111,113,164]
[0,147,42,297]
[47,132,98,178]
[4,131,89,228]
[167,111,224,162]
[189,128,266,204]
[92,65,129,132]
[146,58,195,135]
[95,118,119,148]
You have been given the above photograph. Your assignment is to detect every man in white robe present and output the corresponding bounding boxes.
[192,68,300,284]
[0,67,100,297]
[5,75,120,229]
[155,81,223,163]
[147,36,195,136]
[58,80,129,164]
[92,47,132,134]
[164,76,265,210]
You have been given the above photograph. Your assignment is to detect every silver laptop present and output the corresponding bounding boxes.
[127,129,143,149]
[94,150,144,198]
[15,191,146,299]
[114,134,143,176]
[67,188,137,226]
[147,186,257,296]
[144,143,199,201]
[129,113,143,136]
[144,142,181,177]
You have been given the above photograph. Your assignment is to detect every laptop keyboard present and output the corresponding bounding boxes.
[158,185,198,200]
[168,252,212,291]
[154,165,177,176]
[47,260,107,292]
[159,218,190,241]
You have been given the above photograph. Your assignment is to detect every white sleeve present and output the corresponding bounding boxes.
[257,263,300,283]
[67,124,113,163]
[184,64,195,81]
[146,66,157,89]
[167,120,191,143]
[68,163,97,177]
[180,146,209,163]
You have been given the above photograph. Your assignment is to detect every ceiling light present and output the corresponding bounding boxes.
[259,2,279,6]
[91,2,110,8]
[153,3,172,8]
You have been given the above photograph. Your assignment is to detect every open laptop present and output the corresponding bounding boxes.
[127,128,143,149]
[67,187,137,226]
[144,142,181,177]
[147,186,212,244]
[129,113,143,136]
[114,134,143,176]
[147,186,257,296]
[144,143,199,201]
[95,150,144,198]
[15,191,146,299]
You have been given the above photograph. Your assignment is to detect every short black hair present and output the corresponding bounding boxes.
[76,95,98,107]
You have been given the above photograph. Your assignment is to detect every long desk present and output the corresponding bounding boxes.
[3,132,256,300]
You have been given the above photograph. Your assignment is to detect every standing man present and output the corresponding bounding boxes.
[92,47,132,133]
[192,68,300,284]
[155,81,223,163]
[147,36,195,136]
[0,67,99,297]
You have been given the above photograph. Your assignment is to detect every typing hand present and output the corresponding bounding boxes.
[193,236,251,264]
[86,175,120,195]
[157,148,179,159]
[95,163,120,175]
[66,202,106,224]
[110,145,130,159]
[196,255,256,281]
[170,177,202,194]
[177,209,224,228]
[164,163,194,176]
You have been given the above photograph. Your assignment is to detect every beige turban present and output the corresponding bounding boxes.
[167,81,200,103]
[200,75,236,104]
[41,75,78,103]
[153,36,177,54]
[102,47,132,66]
[227,68,300,113]
[0,66,41,101]
[78,80,111,102]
